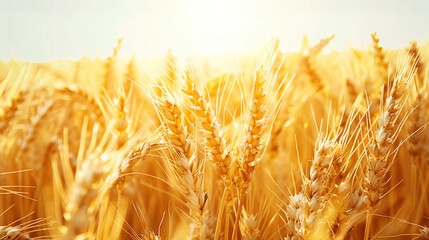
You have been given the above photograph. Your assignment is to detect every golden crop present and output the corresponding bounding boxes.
[0,35,428,240]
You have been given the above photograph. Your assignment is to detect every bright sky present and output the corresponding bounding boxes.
[1,0,428,61]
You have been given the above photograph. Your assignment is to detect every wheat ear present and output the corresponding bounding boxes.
[52,83,105,124]
[62,155,104,240]
[284,131,346,239]
[113,95,129,149]
[154,89,207,240]
[103,37,123,94]
[0,225,30,239]
[237,67,269,193]
[362,70,409,240]
[300,35,335,92]
[408,41,425,86]
[239,210,260,240]
[420,227,429,239]
[15,99,56,171]
[407,84,428,224]
[181,70,235,196]
[371,32,390,82]
[0,89,29,134]
[102,139,156,196]
[138,229,161,240]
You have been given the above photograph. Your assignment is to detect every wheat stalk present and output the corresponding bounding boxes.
[62,155,105,240]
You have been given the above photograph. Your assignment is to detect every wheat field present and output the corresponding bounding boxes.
[0,34,428,240]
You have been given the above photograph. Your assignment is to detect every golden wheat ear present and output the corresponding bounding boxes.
[361,62,414,240]
[236,67,269,192]
[181,69,236,197]
[101,138,157,198]
[299,35,334,93]
[150,86,209,240]
[284,133,346,239]
[103,37,124,96]
[0,225,31,239]
[408,41,426,86]
[420,227,429,239]
[0,88,29,135]
[371,32,391,84]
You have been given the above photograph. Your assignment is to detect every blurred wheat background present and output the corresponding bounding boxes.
[1,1,429,240]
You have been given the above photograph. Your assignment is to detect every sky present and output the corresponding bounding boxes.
[1,0,428,61]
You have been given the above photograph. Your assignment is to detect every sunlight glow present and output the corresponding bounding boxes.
[1,0,428,61]
[188,1,244,38]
